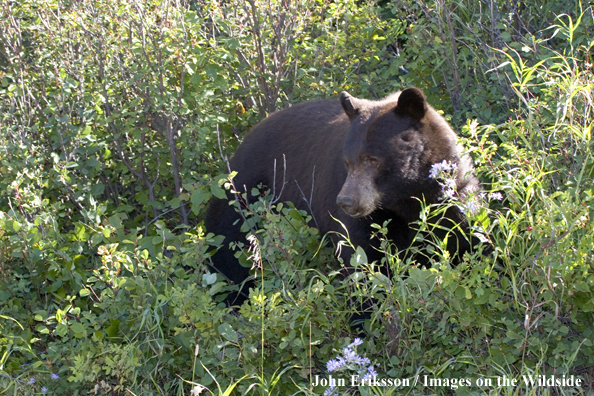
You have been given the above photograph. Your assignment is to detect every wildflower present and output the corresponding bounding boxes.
[360,364,378,383]
[465,199,480,214]
[354,355,370,365]
[443,186,456,199]
[190,384,206,395]
[489,192,503,201]
[326,357,345,372]
[41,387,48,394]
[343,347,358,362]
[27,377,36,385]
[428,160,456,179]
[51,373,59,380]
[361,372,373,383]
[324,337,376,394]
[428,160,459,200]
[323,385,337,396]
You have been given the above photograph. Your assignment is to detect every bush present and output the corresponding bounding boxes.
[1,0,593,394]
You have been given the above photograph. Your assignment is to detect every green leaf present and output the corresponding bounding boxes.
[55,324,68,337]
[210,182,227,200]
[465,287,472,299]
[473,290,490,305]
[56,308,65,324]
[108,215,121,228]
[218,323,238,343]
[350,246,368,267]
[93,330,105,341]
[90,183,105,196]
[203,273,217,285]
[35,324,49,334]
[288,208,303,222]
[74,224,87,240]
[169,197,181,209]
[91,233,104,245]
[105,320,120,337]
[191,187,210,215]
[70,322,84,334]
[205,65,219,80]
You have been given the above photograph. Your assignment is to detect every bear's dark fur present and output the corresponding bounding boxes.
[205,87,479,301]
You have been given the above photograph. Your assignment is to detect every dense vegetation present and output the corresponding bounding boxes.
[1,0,593,394]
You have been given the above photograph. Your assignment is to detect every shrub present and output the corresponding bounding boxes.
[1,0,593,394]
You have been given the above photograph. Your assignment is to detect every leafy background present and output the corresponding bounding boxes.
[0,0,593,395]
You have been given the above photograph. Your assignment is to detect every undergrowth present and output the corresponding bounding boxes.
[0,0,593,395]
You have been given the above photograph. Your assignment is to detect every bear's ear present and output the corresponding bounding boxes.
[340,91,360,120]
[395,87,427,121]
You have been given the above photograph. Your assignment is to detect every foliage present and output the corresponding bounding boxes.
[1,0,593,395]
[383,0,592,124]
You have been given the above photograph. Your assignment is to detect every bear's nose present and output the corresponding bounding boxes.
[336,195,355,211]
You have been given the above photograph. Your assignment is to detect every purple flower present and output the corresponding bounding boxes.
[51,373,59,380]
[27,377,36,385]
[41,387,48,394]
[489,192,503,201]
[326,357,345,372]
[429,160,457,179]
[355,356,370,365]
[343,347,358,362]
[443,187,456,199]
[324,337,377,394]
[429,160,459,200]
[464,199,481,214]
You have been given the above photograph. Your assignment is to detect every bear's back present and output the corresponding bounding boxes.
[231,99,349,171]
[229,99,352,229]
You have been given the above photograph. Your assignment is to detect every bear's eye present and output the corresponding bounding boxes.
[365,156,379,166]
[400,133,412,142]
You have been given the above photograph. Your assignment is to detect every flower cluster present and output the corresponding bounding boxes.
[429,160,505,214]
[428,160,458,200]
[461,191,504,215]
[489,192,503,201]
[428,159,457,179]
[24,373,59,394]
[323,338,377,396]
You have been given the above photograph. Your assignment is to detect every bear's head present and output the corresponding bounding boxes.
[336,87,476,221]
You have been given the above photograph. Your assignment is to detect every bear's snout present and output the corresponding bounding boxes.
[336,194,356,213]
[336,183,375,218]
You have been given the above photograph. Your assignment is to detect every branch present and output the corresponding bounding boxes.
[95,36,158,219]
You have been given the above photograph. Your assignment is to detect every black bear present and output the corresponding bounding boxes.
[205,87,479,301]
